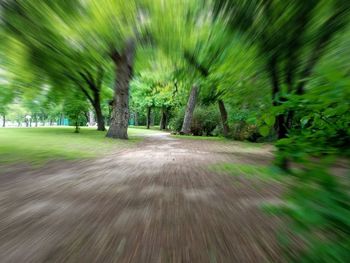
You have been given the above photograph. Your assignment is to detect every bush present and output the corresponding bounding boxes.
[269,82,350,262]
[230,121,261,141]
[169,105,221,136]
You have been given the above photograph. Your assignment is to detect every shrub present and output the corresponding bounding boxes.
[269,82,350,262]
[230,121,261,141]
[169,105,220,136]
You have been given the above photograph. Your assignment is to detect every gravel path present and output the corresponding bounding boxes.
[0,133,283,263]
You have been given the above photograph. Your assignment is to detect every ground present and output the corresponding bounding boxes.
[0,129,284,263]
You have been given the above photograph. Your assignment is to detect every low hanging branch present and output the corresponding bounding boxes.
[64,73,94,105]
[183,50,209,78]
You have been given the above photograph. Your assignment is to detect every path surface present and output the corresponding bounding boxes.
[0,133,283,263]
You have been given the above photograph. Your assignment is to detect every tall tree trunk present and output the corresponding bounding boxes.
[218,99,229,137]
[275,115,287,139]
[146,107,151,129]
[160,108,167,130]
[2,115,5,127]
[92,97,105,131]
[106,39,135,139]
[181,85,199,135]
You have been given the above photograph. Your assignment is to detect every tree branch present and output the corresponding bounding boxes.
[96,66,104,89]
[184,50,209,77]
[65,73,94,104]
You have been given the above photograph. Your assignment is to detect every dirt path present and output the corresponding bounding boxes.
[0,133,283,263]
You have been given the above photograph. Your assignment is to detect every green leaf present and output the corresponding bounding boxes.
[259,125,270,136]
[300,116,310,127]
[264,115,275,126]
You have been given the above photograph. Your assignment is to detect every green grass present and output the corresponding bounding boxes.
[170,134,269,147]
[0,127,159,165]
[170,134,228,141]
[209,163,283,182]
[130,125,164,131]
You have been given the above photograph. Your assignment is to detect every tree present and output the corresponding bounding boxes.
[107,39,136,138]
[131,48,183,130]
[180,85,199,134]
[0,71,14,127]
[215,0,350,138]
[64,93,89,133]
[1,0,108,131]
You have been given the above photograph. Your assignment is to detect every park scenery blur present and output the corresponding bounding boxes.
[0,0,349,262]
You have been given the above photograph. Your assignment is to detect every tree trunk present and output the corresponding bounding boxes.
[160,108,167,130]
[74,120,80,133]
[72,71,105,131]
[92,97,105,131]
[95,105,105,131]
[218,99,229,137]
[2,115,5,127]
[146,107,151,129]
[275,114,287,139]
[269,56,287,139]
[106,39,135,139]
[181,85,199,135]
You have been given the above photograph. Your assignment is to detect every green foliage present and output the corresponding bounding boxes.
[1,1,349,260]
[268,72,350,261]
[269,162,350,263]
[210,163,282,182]
[63,94,90,133]
[170,105,220,136]
[275,81,350,162]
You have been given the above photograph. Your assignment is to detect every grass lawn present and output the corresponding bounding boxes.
[171,134,269,150]
[0,126,160,165]
[130,125,163,131]
[209,163,283,183]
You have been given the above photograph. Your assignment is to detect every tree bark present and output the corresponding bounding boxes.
[146,107,151,129]
[218,99,229,137]
[92,97,105,131]
[2,115,5,127]
[180,85,199,135]
[160,108,167,130]
[106,39,135,139]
